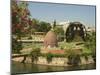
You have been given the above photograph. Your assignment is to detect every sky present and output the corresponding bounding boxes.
[27,2,96,27]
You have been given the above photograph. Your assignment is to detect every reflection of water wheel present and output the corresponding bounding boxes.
[65,22,87,42]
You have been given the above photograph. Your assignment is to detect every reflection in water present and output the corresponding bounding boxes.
[11,61,96,74]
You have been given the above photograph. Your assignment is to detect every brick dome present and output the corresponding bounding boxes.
[44,31,58,48]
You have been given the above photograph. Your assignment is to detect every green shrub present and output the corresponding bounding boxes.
[30,47,40,63]
[28,35,32,39]
[46,53,53,63]
[12,38,23,54]
[65,49,81,65]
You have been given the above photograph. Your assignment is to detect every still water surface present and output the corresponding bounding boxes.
[11,61,96,74]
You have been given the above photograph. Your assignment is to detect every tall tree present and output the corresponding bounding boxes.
[12,1,32,38]
[37,21,51,32]
[12,1,32,53]
[53,20,56,29]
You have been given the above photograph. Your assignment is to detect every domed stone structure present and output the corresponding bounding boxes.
[66,22,87,42]
[44,31,58,48]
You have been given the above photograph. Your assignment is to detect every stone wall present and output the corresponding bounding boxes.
[12,55,95,66]
[80,56,94,65]
[37,57,68,66]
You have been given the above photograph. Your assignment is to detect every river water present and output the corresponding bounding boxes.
[11,61,96,74]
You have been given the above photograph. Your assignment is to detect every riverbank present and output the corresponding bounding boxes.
[12,54,95,67]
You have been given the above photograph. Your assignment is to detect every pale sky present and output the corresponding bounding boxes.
[27,2,96,27]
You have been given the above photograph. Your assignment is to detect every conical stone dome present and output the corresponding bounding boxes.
[44,31,58,48]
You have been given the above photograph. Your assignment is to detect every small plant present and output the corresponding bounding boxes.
[46,53,53,63]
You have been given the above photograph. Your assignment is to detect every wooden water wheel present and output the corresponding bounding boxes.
[65,22,87,42]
